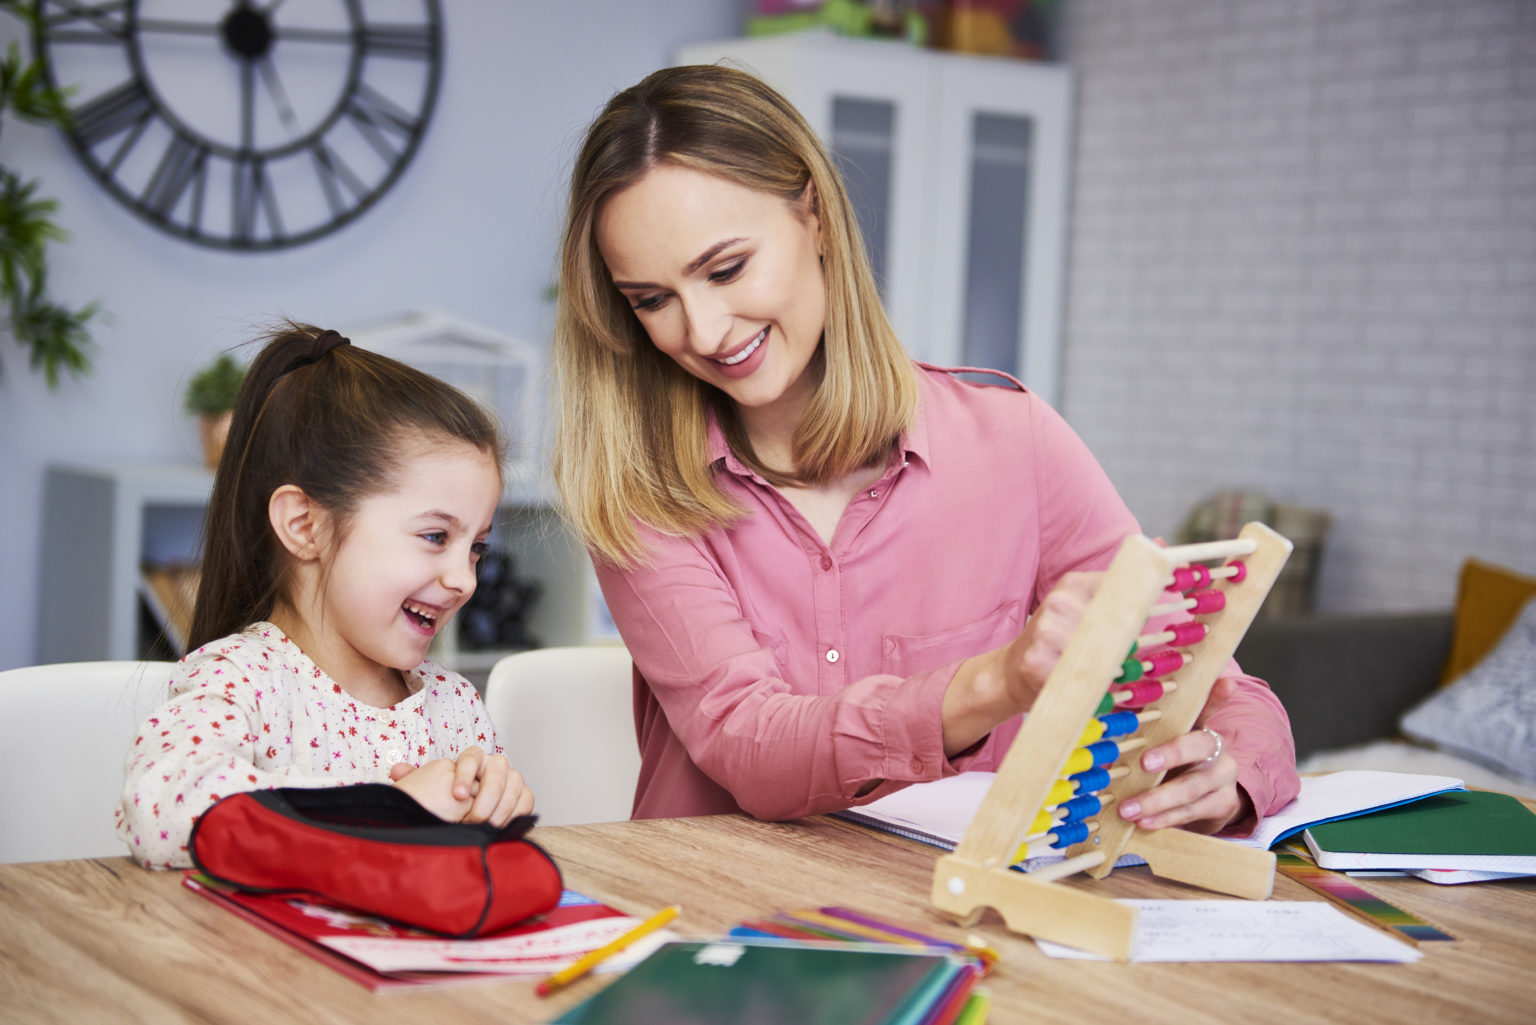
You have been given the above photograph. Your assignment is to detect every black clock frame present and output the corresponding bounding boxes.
[34,0,444,252]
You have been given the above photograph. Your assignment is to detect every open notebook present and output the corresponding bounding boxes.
[836,769,1466,868]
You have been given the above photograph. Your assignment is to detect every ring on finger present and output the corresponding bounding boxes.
[1198,726,1224,764]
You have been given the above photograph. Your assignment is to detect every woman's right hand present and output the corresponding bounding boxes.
[941,571,1101,756]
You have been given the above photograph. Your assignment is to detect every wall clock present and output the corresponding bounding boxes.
[34,0,443,251]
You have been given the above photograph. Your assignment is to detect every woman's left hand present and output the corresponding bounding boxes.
[1115,679,1250,834]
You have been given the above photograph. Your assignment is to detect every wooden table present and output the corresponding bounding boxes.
[4,814,1535,1024]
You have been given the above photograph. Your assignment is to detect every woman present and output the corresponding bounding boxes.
[553,64,1298,836]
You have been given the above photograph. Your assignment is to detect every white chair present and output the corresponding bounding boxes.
[484,645,640,827]
[0,660,174,864]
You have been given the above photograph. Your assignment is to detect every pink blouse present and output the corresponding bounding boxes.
[596,365,1299,832]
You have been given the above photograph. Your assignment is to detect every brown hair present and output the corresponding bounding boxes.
[187,323,505,650]
[553,64,917,566]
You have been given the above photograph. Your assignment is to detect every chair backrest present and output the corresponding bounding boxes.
[0,660,174,864]
[484,646,640,827]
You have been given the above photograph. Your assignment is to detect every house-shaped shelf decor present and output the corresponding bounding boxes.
[345,309,544,490]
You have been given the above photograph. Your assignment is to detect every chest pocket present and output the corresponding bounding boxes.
[880,599,1025,679]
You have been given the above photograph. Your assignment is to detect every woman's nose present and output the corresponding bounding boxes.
[680,292,730,354]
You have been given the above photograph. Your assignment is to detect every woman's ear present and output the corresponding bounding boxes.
[268,485,325,561]
[800,180,824,259]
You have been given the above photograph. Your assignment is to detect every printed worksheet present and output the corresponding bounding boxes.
[1034,901,1422,962]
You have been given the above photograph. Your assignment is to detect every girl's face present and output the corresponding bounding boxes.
[312,438,500,686]
[595,163,827,432]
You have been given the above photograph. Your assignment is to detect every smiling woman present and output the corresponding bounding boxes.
[551,64,1299,835]
[114,322,535,870]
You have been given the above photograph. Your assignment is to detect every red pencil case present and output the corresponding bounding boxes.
[187,783,562,937]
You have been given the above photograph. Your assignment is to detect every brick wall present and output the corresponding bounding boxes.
[1060,0,1536,612]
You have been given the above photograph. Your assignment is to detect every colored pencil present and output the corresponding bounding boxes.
[535,903,680,996]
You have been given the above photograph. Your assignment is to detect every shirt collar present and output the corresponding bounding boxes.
[706,364,933,478]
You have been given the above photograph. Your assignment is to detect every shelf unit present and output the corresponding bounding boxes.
[36,463,601,673]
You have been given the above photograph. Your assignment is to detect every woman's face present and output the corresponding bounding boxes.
[595,163,826,429]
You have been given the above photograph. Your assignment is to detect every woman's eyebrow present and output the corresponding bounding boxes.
[610,237,747,290]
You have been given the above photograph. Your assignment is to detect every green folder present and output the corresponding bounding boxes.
[1303,790,1536,871]
[550,939,969,1025]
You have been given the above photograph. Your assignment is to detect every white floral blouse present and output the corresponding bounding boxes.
[115,622,501,869]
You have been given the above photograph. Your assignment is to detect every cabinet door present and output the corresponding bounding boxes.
[926,58,1072,404]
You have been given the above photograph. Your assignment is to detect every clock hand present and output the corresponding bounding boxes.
[256,58,299,135]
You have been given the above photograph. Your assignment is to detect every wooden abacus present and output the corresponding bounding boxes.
[930,522,1293,960]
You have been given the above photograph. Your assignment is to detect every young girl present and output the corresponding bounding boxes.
[117,324,534,869]
[553,65,1299,834]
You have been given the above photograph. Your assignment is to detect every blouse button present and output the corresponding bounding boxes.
[825,649,840,663]
[387,749,402,763]
[868,489,878,499]
[820,554,833,571]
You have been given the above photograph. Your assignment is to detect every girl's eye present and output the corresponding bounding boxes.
[709,259,746,284]
[421,531,447,546]
[471,541,490,557]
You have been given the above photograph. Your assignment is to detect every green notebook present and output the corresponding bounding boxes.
[549,939,969,1025]
[1303,789,1536,871]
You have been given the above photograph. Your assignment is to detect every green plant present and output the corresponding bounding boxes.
[184,353,246,416]
[0,0,99,387]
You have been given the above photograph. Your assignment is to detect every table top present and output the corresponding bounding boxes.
[4,813,1535,1024]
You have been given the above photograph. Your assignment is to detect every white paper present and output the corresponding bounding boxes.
[1034,901,1421,962]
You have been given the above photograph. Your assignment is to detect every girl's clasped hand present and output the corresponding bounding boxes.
[389,747,535,826]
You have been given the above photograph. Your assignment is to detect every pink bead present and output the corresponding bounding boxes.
[1168,621,1207,646]
[1226,560,1247,583]
[1189,589,1226,614]
[1144,650,1186,678]
[1113,681,1165,708]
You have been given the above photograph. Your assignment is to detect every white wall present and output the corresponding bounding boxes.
[0,3,742,670]
[1060,0,1536,613]
[6,2,1533,670]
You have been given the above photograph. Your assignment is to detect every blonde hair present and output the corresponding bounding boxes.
[553,64,917,566]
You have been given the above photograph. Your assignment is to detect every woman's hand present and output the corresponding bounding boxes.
[389,747,536,826]
[1115,678,1250,834]
[942,572,1101,756]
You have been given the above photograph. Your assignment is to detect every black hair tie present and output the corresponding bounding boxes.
[280,329,352,378]
[311,329,351,360]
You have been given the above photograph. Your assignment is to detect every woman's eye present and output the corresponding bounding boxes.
[709,260,746,284]
[421,531,447,546]
[630,293,668,312]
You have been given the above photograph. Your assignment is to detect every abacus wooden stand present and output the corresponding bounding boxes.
[930,522,1293,960]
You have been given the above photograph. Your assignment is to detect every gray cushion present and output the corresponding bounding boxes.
[1400,597,1536,783]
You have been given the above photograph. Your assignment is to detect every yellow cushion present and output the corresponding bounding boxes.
[1443,558,1536,684]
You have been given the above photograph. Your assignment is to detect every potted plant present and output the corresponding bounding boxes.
[1,1,100,386]
[184,353,245,469]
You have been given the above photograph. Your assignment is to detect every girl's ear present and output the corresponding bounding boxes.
[268,485,325,560]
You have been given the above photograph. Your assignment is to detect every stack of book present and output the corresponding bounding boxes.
[550,934,988,1025]
[1302,789,1536,884]
[183,875,674,990]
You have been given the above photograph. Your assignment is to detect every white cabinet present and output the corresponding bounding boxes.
[37,464,597,671]
[675,33,1072,405]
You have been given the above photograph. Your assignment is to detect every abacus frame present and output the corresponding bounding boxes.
[930,522,1293,960]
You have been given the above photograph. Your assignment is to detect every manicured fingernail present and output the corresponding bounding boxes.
[1119,801,1140,819]
[1143,751,1164,771]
